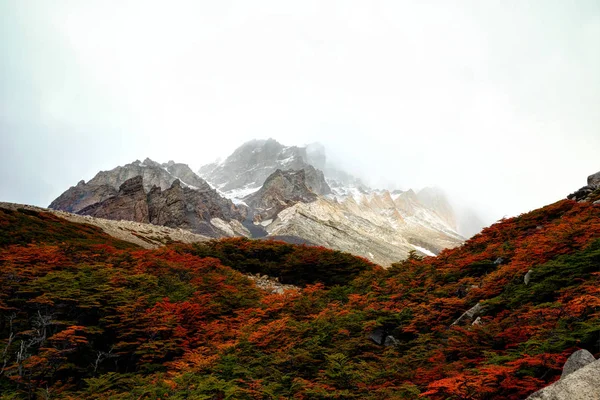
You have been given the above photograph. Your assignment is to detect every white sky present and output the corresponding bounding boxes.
[1,0,599,224]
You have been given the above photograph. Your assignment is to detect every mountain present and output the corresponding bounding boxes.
[49,140,474,264]
[243,168,322,223]
[1,172,598,399]
[198,138,326,198]
[49,158,248,238]
[199,139,464,264]
[50,158,215,212]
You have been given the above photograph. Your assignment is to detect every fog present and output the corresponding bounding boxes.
[1,0,599,225]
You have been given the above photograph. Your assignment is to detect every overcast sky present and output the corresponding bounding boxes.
[1,0,599,224]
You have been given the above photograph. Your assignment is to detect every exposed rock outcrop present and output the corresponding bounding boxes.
[244,168,324,222]
[147,179,248,237]
[79,176,149,223]
[49,180,117,213]
[246,273,298,294]
[588,171,600,189]
[50,160,247,238]
[451,302,484,326]
[265,196,463,266]
[567,170,600,203]
[369,327,386,345]
[524,269,533,285]
[87,158,209,192]
[199,139,314,193]
[526,355,600,399]
[303,165,332,195]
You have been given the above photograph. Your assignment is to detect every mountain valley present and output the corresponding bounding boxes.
[0,171,598,399]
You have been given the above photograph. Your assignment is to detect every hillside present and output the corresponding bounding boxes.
[0,191,599,398]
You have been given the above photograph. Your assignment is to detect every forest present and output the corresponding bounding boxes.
[0,198,599,399]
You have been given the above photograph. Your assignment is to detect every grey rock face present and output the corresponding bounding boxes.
[561,349,596,378]
[147,180,187,228]
[51,159,247,238]
[303,165,332,195]
[588,171,600,189]
[526,358,600,400]
[244,168,322,222]
[79,176,149,223]
[198,138,314,192]
[49,180,117,213]
[164,162,213,190]
[88,159,180,192]
[147,179,247,237]
[369,327,386,345]
[50,158,214,213]
[567,171,600,202]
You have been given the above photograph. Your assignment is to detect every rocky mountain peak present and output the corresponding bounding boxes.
[80,176,149,223]
[49,160,249,238]
[119,175,145,195]
[244,168,324,222]
[199,139,322,196]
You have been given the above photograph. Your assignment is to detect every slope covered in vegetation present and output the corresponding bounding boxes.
[0,199,598,399]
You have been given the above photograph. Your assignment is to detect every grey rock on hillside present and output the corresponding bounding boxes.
[567,170,600,203]
[527,357,600,400]
[561,349,596,378]
[588,171,600,189]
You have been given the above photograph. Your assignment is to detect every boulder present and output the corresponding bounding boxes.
[452,302,484,326]
[524,270,533,285]
[369,327,386,345]
[561,349,596,378]
[526,358,600,399]
[588,171,600,189]
[384,335,398,347]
